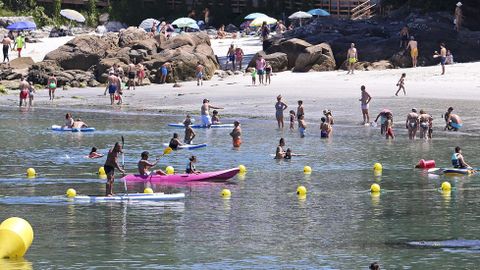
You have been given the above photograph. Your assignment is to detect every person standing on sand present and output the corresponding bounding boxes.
[347,43,358,75]
[255,55,266,85]
[160,62,171,84]
[14,33,25,58]
[359,85,372,125]
[434,43,447,75]
[405,108,419,140]
[226,44,235,70]
[265,62,272,85]
[18,77,29,107]
[454,2,463,32]
[235,46,244,70]
[2,35,12,63]
[137,62,145,86]
[201,99,224,127]
[47,74,57,101]
[274,95,288,129]
[104,71,121,105]
[196,62,204,86]
[406,36,418,68]
[104,142,125,196]
[395,73,406,96]
[230,121,242,148]
[127,63,136,90]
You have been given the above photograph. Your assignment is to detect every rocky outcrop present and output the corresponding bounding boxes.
[269,11,480,69]
[30,30,219,86]
[266,38,312,68]
[294,43,336,72]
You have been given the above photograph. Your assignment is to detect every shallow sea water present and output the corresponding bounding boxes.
[1,105,480,269]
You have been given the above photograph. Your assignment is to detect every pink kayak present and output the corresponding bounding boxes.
[123,168,240,183]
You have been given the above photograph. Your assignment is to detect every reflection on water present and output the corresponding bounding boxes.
[1,106,480,269]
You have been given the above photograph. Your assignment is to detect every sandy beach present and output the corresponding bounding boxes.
[2,35,480,122]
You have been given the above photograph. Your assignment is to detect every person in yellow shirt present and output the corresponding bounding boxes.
[14,33,26,58]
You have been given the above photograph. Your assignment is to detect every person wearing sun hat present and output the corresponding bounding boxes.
[454,2,463,31]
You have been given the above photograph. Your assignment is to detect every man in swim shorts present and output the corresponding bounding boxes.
[127,63,136,90]
[434,43,447,75]
[160,62,170,84]
[104,72,121,105]
[104,142,125,196]
[2,35,12,63]
[347,43,358,75]
[196,62,204,86]
[359,85,372,125]
[406,36,418,68]
[18,77,29,107]
[200,98,224,127]
[405,108,419,140]
[138,151,166,176]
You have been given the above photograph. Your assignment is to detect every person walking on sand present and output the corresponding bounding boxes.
[255,55,266,85]
[196,62,204,86]
[405,108,419,140]
[47,74,57,101]
[137,62,145,86]
[230,121,242,148]
[160,62,171,84]
[359,85,372,125]
[274,95,288,129]
[104,142,125,196]
[265,62,272,85]
[127,63,136,90]
[2,35,12,63]
[104,71,121,105]
[434,43,447,75]
[347,43,358,75]
[13,33,25,58]
[454,2,463,32]
[406,36,418,67]
[235,46,244,70]
[201,99,224,127]
[226,44,235,70]
[395,73,406,96]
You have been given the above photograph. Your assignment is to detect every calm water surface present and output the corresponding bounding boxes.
[1,104,480,269]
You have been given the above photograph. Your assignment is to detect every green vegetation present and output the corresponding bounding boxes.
[0,85,7,95]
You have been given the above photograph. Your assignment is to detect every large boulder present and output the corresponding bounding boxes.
[247,51,288,72]
[294,43,336,72]
[118,27,148,47]
[44,35,118,70]
[266,38,312,68]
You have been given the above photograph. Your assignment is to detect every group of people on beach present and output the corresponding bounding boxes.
[1,31,27,63]
[18,74,57,107]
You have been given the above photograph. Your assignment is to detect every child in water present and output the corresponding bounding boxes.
[211,110,221,124]
[298,114,307,138]
[88,147,104,159]
[385,113,395,139]
[251,68,257,85]
[186,155,202,174]
[285,148,292,159]
[395,73,406,96]
[289,110,296,130]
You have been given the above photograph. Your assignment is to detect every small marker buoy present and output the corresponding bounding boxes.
[303,166,312,174]
[441,181,451,192]
[370,183,381,193]
[373,163,382,171]
[238,165,247,174]
[221,188,231,198]
[296,186,307,196]
[66,188,76,198]
[144,188,154,194]
[165,166,175,175]
[26,168,36,178]
[0,217,34,258]
[98,167,106,175]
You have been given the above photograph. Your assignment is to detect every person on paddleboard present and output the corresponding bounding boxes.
[138,151,166,176]
[72,118,88,128]
[452,146,471,169]
[64,113,74,128]
[201,99,223,127]
[169,133,183,150]
[186,155,202,174]
[104,142,125,196]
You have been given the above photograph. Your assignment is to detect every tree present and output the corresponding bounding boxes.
[53,0,61,19]
[87,0,98,26]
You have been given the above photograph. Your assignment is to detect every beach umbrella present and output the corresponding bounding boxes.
[139,18,160,31]
[250,16,277,27]
[171,17,197,28]
[6,21,36,31]
[60,9,86,23]
[244,12,268,20]
[288,11,313,19]
[308,8,330,17]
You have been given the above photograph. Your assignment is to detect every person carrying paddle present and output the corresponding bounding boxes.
[138,151,166,176]
[104,142,125,196]
[451,146,472,169]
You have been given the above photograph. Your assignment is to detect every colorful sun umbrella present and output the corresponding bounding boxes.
[60,9,86,23]
[6,21,36,31]
[250,16,277,27]
[139,18,160,31]
[244,12,268,20]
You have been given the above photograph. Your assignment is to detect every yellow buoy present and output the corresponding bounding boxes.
[0,217,34,258]
[441,181,452,192]
[370,183,381,193]
[238,165,247,174]
[26,168,36,178]
[373,170,382,177]
[373,163,382,171]
[303,166,312,174]
[144,188,154,194]
[66,188,76,198]
[296,186,307,196]
[98,166,106,175]
[221,188,231,198]
[165,166,175,175]
[297,194,307,200]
